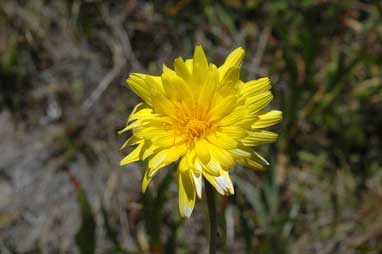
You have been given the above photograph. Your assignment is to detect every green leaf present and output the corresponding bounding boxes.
[74,178,96,254]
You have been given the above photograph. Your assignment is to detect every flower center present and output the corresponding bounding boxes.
[185,119,211,139]
[174,103,215,143]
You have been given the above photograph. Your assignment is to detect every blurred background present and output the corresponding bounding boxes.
[0,0,381,253]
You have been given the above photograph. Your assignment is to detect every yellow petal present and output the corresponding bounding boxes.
[151,134,185,148]
[119,104,154,135]
[239,152,269,170]
[120,142,144,166]
[127,74,152,105]
[178,170,196,218]
[205,156,223,175]
[194,139,211,164]
[192,171,203,199]
[162,72,178,99]
[218,47,245,80]
[208,95,237,122]
[178,151,203,200]
[118,120,142,134]
[188,146,219,176]
[219,126,247,140]
[174,57,191,81]
[162,71,193,102]
[151,94,177,117]
[216,171,234,195]
[148,144,187,177]
[145,75,165,94]
[192,45,209,85]
[229,148,252,158]
[239,158,265,170]
[252,110,282,129]
[221,67,240,87]
[246,91,273,114]
[142,144,187,192]
[241,130,278,146]
[206,132,237,150]
[185,59,193,72]
[163,64,176,75]
[203,172,225,195]
[134,126,169,140]
[195,140,235,172]
[127,102,143,122]
[128,108,153,124]
[203,170,234,195]
[141,142,158,160]
[240,77,271,97]
[142,169,152,192]
[197,64,219,113]
[194,156,204,172]
[127,74,164,106]
[218,107,247,127]
[253,151,270,166]
[208,144,235,170]
[120,136,140,150]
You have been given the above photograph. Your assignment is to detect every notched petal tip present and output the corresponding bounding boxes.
[227,47,246,64]
[215,173,234,195]
[194,44,204,51]
[277,110,283,120]
[218,47,246,79]
[233,47,246,58]
[252,110,283,129]
[126,73,142,85]
[194,45,206,56]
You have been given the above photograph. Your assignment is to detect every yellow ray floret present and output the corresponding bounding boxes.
[120,45,282,218]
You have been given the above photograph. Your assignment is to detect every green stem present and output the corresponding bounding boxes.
[205,180,217,254]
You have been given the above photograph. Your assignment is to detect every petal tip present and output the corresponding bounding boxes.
[183,205,193,218]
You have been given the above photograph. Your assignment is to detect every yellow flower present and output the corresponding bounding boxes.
[120,45,282,218]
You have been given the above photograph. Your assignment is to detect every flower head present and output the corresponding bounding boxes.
[120,45,282,218]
